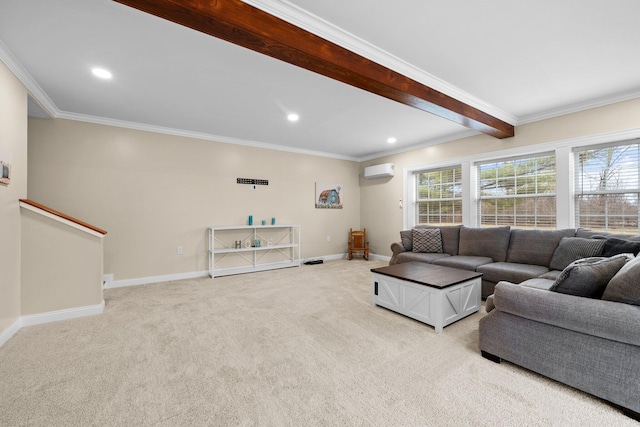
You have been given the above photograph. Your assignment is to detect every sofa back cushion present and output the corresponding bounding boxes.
[575,228,601,238]
[507,228,575,267]
[458,226,510,262]
[416,225,461,255]
[400,230,413,251]
[576,228,640,241]
[602,255,640,306]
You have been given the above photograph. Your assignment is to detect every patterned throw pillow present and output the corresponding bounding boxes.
[549,237,605,271]
[550,254,630,298]
[412,228,443,253]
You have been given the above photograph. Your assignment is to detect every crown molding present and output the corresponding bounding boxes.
[55,110,360,162]
[242,0,517,125]
[517,90,640,125]
[0,39,58,117]
[358,129,479,162]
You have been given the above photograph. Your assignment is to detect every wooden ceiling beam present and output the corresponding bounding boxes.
[114,0,514,139]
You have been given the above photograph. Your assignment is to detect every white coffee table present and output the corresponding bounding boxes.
[371,262,482,333]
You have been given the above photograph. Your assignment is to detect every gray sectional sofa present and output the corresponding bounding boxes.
[391,225,640,419]
[390,225,638,298]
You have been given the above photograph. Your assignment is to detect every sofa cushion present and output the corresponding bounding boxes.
[550,254,629,298]
[458,226,510,262]
[549,237,605,270]
[538,270,562,280]
[477,262,549,284]
[575,228,601,238]
[412,228,443,253]
[593,236,640,257]
[433,255,493,271]
[519,278,555,290]
[396,251,450,264]
[576,228,640,241]
[400,225,461,254]
[400,230,413,251]
[506,228,575,267]
[602,255,640,306]
[416,225,461,255]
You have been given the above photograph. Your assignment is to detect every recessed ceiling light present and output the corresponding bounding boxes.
[92,68,112,79]
[387,137,397,144]
[287,113,299,122]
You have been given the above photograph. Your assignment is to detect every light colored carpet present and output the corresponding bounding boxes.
[0,259,635,426]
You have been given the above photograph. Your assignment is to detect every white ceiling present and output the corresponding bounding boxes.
[1,0,640,161]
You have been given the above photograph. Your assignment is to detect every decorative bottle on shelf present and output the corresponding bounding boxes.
[248,215,253,225]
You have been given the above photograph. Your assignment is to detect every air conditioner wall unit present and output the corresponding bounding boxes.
[363,163,394,179]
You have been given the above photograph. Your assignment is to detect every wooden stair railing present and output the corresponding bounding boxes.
[19,199,107,237]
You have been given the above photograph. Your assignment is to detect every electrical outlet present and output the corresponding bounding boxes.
[326,235,331,242]
[177,246,184,255]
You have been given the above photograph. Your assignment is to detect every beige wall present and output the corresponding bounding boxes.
[0,61,28,332]
[24,87,640,284]
[361,97,640,256]
[20,209,104,315]
[27,119,360,281]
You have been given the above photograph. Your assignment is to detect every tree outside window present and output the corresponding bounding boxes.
[416,166,462,225]
[575,142,640,233]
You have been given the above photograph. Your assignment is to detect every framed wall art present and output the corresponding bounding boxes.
[315,182,343,209]
[0,149,12,185]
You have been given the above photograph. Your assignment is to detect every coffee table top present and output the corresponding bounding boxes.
[371,262,482,289]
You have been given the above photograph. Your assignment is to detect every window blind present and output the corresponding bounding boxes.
[477,153,556,229]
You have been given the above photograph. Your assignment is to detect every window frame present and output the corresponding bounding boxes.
[413,165,463,226]
[475,152,557,229]
[402,130,640,234]
[573,140,640,233]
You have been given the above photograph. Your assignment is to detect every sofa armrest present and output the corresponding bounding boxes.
[493,281,640,346]
[389,241,408,265]
[390,241,407,255]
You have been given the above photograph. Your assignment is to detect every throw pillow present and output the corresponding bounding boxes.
[602,255,640,306]
[412,228,443,253]
[549,237,605,271]
[550,254,630,298]
[592,236,640,257]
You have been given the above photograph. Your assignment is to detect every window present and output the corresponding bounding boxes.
[477,154,556,228]
[574,141,640,233]
[415,166,462,225]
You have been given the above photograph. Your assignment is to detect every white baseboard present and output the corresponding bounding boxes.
[21,300,105,327]
[302,253,346,262]
[302,253,390,262]
[0,318,22,348]
[1,255,392,348]
[104,270,210,289]
[1,300,106,348]
[370,253,391,262]
[104,255,390,290]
